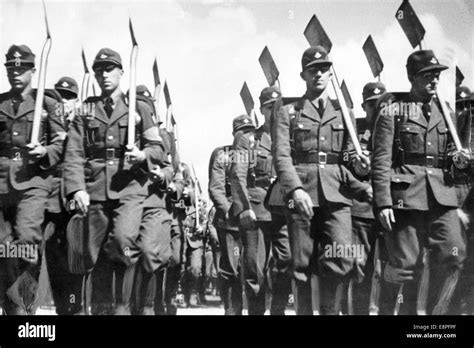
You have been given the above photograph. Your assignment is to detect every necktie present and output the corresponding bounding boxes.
[317,98,325,116]
[104,97,114,117]
[11,96,22,115]
[422,103,431,122]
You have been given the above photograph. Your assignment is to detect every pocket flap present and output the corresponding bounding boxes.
[295,122,312,131]
[400,124,419,133]
[390,173,415,184]
[118,118,129,127]
[437,125,448,133]
[331,123,344,130]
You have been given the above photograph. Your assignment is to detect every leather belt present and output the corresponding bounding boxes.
[87,148,124,160]
[402,154,445,168]
[294,151,340,164]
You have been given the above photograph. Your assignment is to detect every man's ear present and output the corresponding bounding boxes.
[300,71,305,80]
[31,67,37,74]
[407,73,414,83]
[120,69,124,76]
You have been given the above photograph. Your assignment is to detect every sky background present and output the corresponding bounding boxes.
[0,0,472,198]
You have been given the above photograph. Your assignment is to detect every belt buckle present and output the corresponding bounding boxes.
[426,155,434,168]
[318,152,327,164]
[12,151,21,162]
[106,148,115,160]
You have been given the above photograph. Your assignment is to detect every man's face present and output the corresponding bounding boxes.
[260,103,273,124]
[301,64,332,94]
[94,64,123,93]
[410,70,441,99]
[6,65,35,92]
[361,99,377,125]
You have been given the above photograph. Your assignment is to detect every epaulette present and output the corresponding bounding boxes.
[0,92,10,102]
[84,96,101,103]
[329,98,341,110]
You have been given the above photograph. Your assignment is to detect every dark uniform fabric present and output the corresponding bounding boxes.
[0,89,65,314]
[63,92,166,313]
[231,127,292,315]
[372,92,466,314]
[43,89,85,315]
[208,145,242,315]
[272,95,369,315]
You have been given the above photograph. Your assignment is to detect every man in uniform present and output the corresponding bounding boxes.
[0,44,65,314]
[450,85,474,314]
[372,50,466,315]
[271,46,371,315]
[208,114,255,315]
[231,86,292,315]
[45,76,85,315]
[349,82,386,314]
[163,162,198,313]
[64,48,167,315]
[131,85,174,315]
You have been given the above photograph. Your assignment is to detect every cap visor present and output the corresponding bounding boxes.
[92,60,122,70]
[417,64,448,74]
[304,60,332,70]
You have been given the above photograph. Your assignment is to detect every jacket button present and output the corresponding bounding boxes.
[395,178,400,182]
[108,160,114,165]
[320,136,325,141]
[427,170,432,174]
[427,142,431,146]
[13,132,19,136]
[108,135,114,140]
[298,124,303,129]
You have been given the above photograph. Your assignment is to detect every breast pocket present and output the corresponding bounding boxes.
[294,120,315,152]
[399,124,422,153]
[85,120,101,146]
[331,122,345,152]
[118,118,130,145]
[437,125,449,154]
[255,151,272,176]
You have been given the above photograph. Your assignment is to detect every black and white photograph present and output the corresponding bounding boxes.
[0,0,472,345]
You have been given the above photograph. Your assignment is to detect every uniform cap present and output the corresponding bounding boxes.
[406,50,448,76]
[92,48,122,70]
[259,86,281,106]
[362,81,386,102]
[301,45,332,71]
[5,44,35,67]
[232,114,255,133]
[456,86,472,102]
[54,76,78,97]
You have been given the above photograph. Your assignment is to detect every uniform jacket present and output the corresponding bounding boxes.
[372,92,458,211]
[208,145,238,231]
[272,94,369,207]
[351,125,375,219]
[64,92,166,201]
[0,90,64,193]
[231,126,274,221]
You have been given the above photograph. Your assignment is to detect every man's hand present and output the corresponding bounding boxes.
[378,207,395,231]
[26,143,47,161]
[125,145,146,164]
[73,190,90,215]
[353,152,371,177]
[239,209,257,230]
[134,111,141,126]
[383,263,414,284]
[291,188,314,219]
[167,181,177,193]
[363,185,373,203]
[150,165,165,183]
